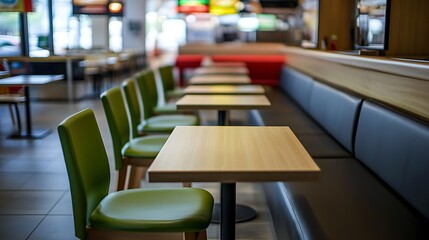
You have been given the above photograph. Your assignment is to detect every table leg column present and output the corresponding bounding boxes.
[10,85,52,139]
[221,182,236,240]
[218,110,229,126]
[24,86,32,136]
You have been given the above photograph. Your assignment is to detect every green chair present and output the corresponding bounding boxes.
[58,109,214,240]
[123,77,198,136]
[158,65,185,100]
[135,70,177,115]
[101,87,168,190]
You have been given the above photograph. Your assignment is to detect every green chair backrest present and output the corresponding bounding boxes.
[136,70,158,119]
[159,65,175,93]
[100,87,130,171]
[58,109,110,240]
[122,78,141,138]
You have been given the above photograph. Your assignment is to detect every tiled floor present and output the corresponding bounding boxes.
[0,94,276,239]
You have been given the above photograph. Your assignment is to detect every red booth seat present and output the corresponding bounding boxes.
[211,55,285,86]
[175,55,204,86]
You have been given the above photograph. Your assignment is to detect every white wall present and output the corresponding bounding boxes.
[90,15,109,49]
[123,1,146,51]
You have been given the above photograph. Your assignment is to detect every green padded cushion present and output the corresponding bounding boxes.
[121,135,168,158]
[166,88,185,98]
[138,115,198,133]
[89,188,214,232]
[153,103,178,115]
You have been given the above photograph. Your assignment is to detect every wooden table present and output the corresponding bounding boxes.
[148,126,320,240]
[0,75,64,139]
[176,94,270,125]
[194,66,249,75]
[184,85,265,95]
[176,94,271,225]
[188,75,251,85]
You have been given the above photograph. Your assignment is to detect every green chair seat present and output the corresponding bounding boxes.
[122,135,168,158]
[153,102,177,115]
[166,88,185,99]
[90,188,214,232]
[138,114,198,133]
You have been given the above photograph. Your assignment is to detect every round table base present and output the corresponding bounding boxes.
[211,203,257,223]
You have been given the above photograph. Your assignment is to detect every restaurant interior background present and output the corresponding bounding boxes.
[0,0,322,58]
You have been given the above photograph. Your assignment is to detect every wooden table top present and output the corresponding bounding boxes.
[189,75,251,85]
[0,75,64,86]
[194,66,249,75]
[148,126,320,182]
[176,94,271,110]
[184,85,265,95]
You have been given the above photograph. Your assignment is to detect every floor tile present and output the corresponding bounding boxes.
[0,215,44,240]
[0,190,64,214]
[20,172,70,190]
[28,215,77,240]
[0,172,35,190]
[42,160,67,173]
[0,160,52,172]
[49,192,73,215]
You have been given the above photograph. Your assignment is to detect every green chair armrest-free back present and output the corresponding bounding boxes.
[158,65,185,100]
[100,87,168,190]
[136,70,192,116]
[123,77,198,136]
[58,109,213,240]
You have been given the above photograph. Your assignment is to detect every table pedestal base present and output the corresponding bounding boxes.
[211,203,257,223]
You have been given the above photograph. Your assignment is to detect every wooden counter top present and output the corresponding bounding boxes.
[179,43,286,55]
[282,46,429,121]
[282,47,429,82]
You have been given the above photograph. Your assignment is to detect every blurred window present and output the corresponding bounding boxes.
[109,16,122,52]
[28,0,50,57]
[0,12,21,57]
[53,0,73,55]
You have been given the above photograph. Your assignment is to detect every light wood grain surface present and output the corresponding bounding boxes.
[189,75,251,85]
[176,95,271,110]
[194,66,249,75]
[148,126,320,182]
[184,85,265,95]
[179,43,286,55]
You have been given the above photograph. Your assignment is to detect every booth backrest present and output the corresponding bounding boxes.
[280,67,314,110]
[211,55,284,86]
[355,101,429,219]
[308,82,362,153]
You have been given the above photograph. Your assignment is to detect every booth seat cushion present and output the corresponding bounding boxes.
[355,101,429,219]
[259,88,325,134]
[264,158,429,240]
[257,88,351,157]
[295,134,352,158]
[308,82,362,153]
[279,67,314,110]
